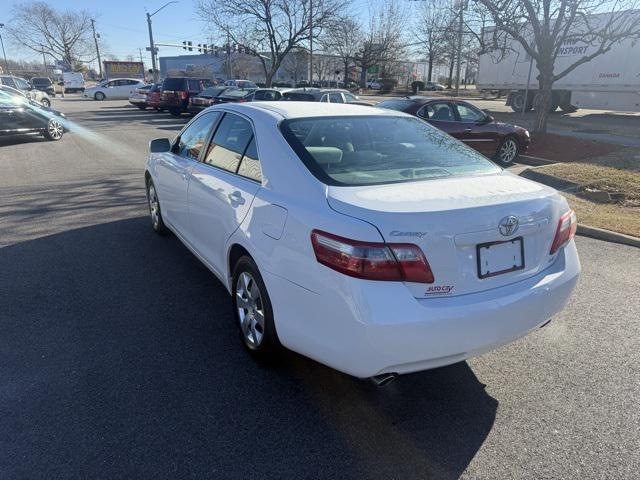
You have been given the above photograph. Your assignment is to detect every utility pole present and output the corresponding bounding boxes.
[308,0,313,84]
[454,0,465,96]
[0,23,9,75]
[145,2,178,83]
[91,19,103,78]
[138,48,144,64]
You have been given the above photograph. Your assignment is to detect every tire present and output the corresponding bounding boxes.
[494,136,519,166]
[169,108,182,117]
[510,92,532,112]
[231,256,281,358]
[137,104,147,110]
[146,179,168,235]
[41,98,51,108]
[43,118,64,141]
[94,91,106,101]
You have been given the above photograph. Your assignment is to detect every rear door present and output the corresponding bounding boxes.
[154,111,221,234]
[187,112,261,275]
[417,101,468,139]
[452,101,500,156]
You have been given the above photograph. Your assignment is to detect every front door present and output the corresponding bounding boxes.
[418,101,469,140]
[154,111,221,234]
[187,112,261,276]
[452,102,500,156]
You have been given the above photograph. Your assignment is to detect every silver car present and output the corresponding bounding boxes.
[0,75,52,107]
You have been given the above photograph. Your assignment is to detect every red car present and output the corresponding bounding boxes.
[146,83,164,112]
[377,97,530,165]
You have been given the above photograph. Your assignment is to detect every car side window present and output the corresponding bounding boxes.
[421,102,455,121]
[188,79,200,91]
[14,78,30,90]
[237,136,262,182]
[175,112,221,160]
[329,93,344,103]
[456,103,485,122]
[2,77,16,88]
[203,113,254,173]
[319,94,329,102]
[343,93,359,103]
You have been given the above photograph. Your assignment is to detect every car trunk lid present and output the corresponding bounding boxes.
[326,172,562,298]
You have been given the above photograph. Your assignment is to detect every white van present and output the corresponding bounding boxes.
[62,72,85,93]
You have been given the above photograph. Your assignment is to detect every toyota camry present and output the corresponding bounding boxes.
[144,102,580,382]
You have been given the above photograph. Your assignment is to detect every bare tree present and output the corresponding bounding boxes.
[476,0,640,132]
[322,16,362,83]
[355,0,408,87]
[413,5,454,82]
[7,1,95,68]
[196,0,344,86]
[281,48,308,84]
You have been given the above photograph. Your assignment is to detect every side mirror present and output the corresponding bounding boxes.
[149,138,171,153]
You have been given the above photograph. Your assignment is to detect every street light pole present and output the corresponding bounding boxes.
[146,1,179,83]
[91,19,103,78]
[308,0,313,84]
[0,24,10,75]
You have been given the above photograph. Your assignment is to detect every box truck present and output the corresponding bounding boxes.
[477,11,640,112]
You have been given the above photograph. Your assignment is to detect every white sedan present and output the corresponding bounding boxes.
[84,78,146,101]
[144,102,580,383]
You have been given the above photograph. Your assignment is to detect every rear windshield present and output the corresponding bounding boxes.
[220,88,255,99]
[376,99,413,111]
[280,115,500,186]
[283,92,315,101]
[162,78,185,90]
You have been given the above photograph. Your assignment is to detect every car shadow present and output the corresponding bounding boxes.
[1,215,497,479]
[0,134,49,147]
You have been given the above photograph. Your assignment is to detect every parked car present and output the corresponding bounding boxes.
[376,97,530,165]
[282,88,370,105]
[224,79,258,89]
[129,84,154,109]
[30,77,56,97]
[367,78,382,89]
[161,77,214,116]
[144,102,580,382]
[424,82,445,91]
[250,88,287,101]
[187,86,233,115]
[0,75,52,107]
[84,78,146,101]
[62,72,85,93]
[215,88,257,103]
[0,87,67,141]
[146,83,164,111]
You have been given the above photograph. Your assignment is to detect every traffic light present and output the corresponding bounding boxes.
[187,41,193,51]
[182,41,187,50]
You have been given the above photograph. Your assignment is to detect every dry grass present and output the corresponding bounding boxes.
[562,193,640,238]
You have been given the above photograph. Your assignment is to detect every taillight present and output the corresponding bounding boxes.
[550,209,577,254]
[310,230,434,283]
[179,91,188,99]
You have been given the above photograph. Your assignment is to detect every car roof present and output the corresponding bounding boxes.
[218,101,408,120]
[406,96,468,103]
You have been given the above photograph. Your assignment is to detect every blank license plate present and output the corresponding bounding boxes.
[477,237,524,279]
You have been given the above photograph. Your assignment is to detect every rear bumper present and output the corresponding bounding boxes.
[129,97,147,104]
[265,241,580,378]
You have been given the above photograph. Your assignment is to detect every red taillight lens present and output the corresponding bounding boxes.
[550,209,577,254]
[310,230,434,283]
[179,91,188,99]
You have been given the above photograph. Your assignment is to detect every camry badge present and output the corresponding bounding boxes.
[499,216,519,236]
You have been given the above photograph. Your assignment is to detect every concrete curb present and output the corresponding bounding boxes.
[576,224,640,248]
[518,155,558,166]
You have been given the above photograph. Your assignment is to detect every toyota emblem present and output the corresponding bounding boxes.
[499,215,519,236]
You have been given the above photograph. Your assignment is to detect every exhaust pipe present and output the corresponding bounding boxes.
[370,373,398,387]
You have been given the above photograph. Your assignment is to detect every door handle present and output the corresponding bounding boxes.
[464,128,472,132]
[228,191,245,205]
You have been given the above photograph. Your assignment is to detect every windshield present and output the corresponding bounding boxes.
[200,87,227,97]
[281,115,500,186]
[32,78,52,86]
[221,88,255,98]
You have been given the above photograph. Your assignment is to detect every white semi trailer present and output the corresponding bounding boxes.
[477,12,640,112]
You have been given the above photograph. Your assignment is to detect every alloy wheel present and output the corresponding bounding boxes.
[48,120,63,140]
[235,272,265,348]
[148,184,159,228]
[499,138,518,164]
[41,98,51,107]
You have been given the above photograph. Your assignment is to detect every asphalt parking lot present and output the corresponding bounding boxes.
[1,97,639,479]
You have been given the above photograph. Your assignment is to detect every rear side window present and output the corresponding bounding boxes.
[281,115,499,186]
[237,137,261,182]
[187,79,201,91]
[175,112,221,160]
[283,92,315,101]
[254,90,280,101]
[1,77,16,88]
[203,113,254,173]
[162,78,185,90]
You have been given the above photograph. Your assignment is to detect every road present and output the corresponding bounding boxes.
[1,98,639,479]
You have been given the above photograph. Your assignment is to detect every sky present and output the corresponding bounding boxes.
[0,0,374,70]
